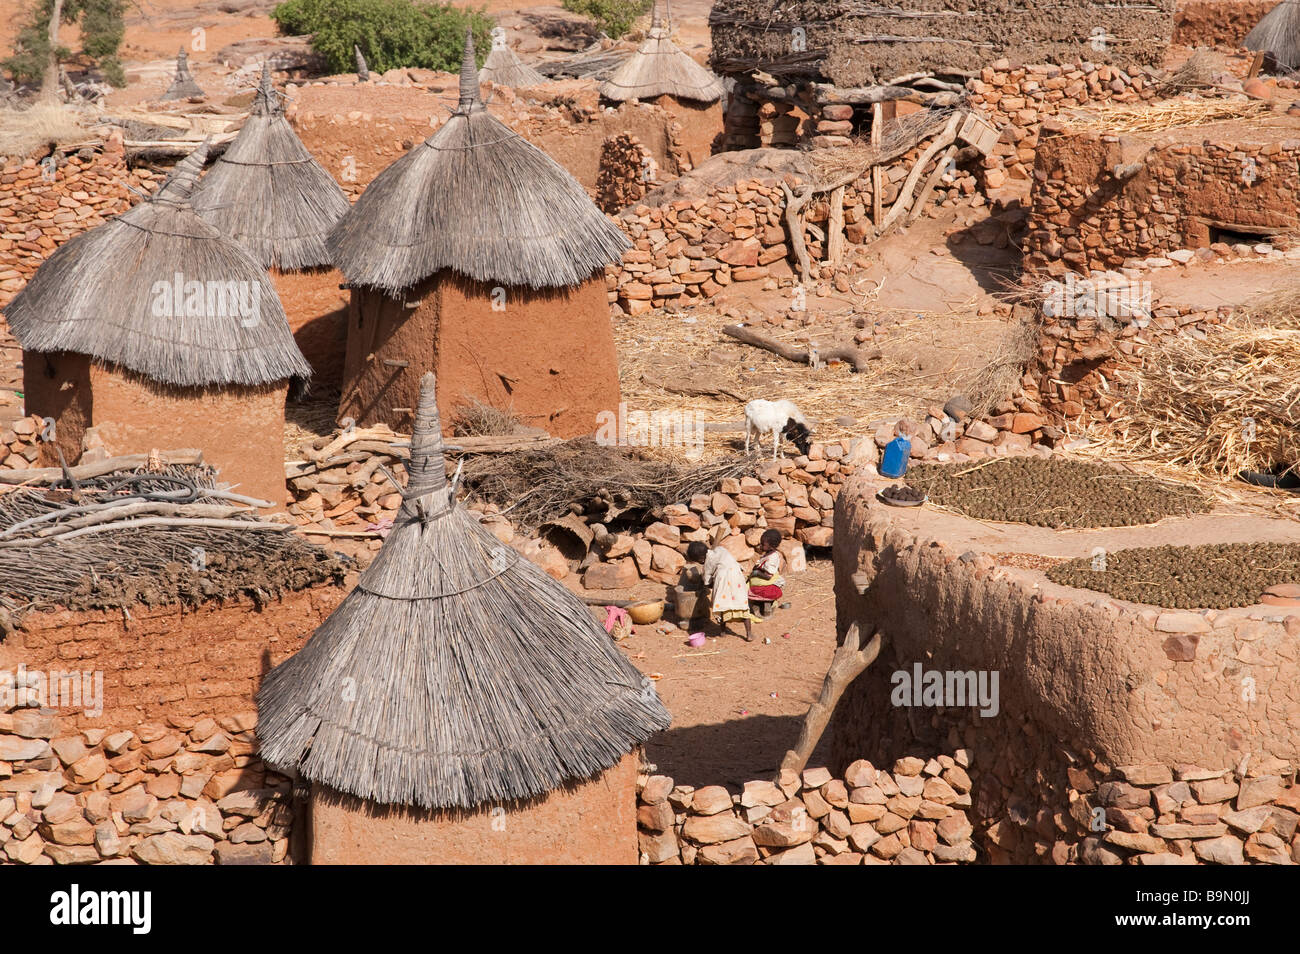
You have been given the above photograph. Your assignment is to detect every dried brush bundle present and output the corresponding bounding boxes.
[1110,326,1300,479]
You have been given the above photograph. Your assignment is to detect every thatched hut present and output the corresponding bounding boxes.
[162,49,205,101]
[256,372,669,864]
[328,31,629,439]
[1246,0,1300,70]
[3,142,311,507]
[708,0,1177,85]
[601,8,724,104]
[600,5,725,155]
[479,27,546,88]
[192,65,352,390]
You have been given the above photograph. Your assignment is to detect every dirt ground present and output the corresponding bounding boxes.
[588,560,840,787]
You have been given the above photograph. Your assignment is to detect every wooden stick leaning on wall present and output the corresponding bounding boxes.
[779,622,883,776]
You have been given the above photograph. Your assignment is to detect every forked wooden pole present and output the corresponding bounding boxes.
[779,622,883,776]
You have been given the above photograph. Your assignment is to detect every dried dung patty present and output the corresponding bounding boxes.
[904,458,1211,528]
[1046,542,1300,609]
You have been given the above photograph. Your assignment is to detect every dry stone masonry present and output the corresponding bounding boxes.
[637,757,978,865]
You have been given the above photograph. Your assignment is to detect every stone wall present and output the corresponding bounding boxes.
[965,59,1158,188]
[1023,121,1300,275]
[0,586,345,865]
[0,138,153,310]
[609,156,984,313]
[637,758,978,865]
[1026,288,1233,422]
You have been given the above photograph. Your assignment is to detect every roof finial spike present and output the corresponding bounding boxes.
[156,137,211,203]
[253,60,278,115]
[402,371,448,511]
[458,27,479,112]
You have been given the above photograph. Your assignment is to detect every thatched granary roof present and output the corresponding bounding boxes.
[1246,1,1300,70]
[328,30,630,293]
[479,27,546,87]
[709,0,1177,86]
[3,141,311,388]
[191,65,350,270]
[256,372,670,810]
[162,49,205,101]
[601,9,724,102]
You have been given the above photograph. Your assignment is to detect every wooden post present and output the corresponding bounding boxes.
[826,185,845,263]
[870,102,883,228]
[778,622,883,777]
[908,143,958,224]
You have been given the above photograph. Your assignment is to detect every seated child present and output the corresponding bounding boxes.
[685,541,754,642]
[747,529,785,616]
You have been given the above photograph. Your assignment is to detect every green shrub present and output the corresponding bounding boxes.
[271,0,493,75]
[561,0,652,39]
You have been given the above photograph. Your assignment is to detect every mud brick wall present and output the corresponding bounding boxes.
[1173,0,1273,47]
[831,483,1300,863]
[0,586,345,865]
[286,81,696,197]
[637,758,978,865]
[1023,124,1300,275]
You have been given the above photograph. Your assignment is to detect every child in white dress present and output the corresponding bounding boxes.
[685,541,754,641]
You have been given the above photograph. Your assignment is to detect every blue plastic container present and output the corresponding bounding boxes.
[880,435,911,478]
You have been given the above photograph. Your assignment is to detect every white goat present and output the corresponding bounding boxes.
[745,399,811,459]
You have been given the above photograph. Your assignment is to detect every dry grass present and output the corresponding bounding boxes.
[614,299,1034,458]
[0,102,89,159]
[1059,97,1273,133]
[452,396,521,436]
[1107,327,1300,480]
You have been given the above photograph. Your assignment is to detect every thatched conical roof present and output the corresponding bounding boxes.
[601,8,724,103]
[3,141,311,388]
[1246,0,1300,70]
[479,27,547,87]
[328,30,629,293]
[191,64,350,270]
[162,49,205,101]
[256,372,670,810]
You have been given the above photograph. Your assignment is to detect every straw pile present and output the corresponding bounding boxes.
[329,30,629,294]
[3,140,312,388]
[599,11,724,103]
[1109,324,1300,479]
[1059,97,1273,133]
[192,65,350,270]
[256,372,670,810]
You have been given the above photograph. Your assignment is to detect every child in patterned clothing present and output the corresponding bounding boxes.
[685,541,754,641]
[747,529,785,617]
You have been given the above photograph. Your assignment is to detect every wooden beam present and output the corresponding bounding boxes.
[871,102,883,228]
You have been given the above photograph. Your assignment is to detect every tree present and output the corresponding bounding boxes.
[561,0,653,39]
[2,0,127,93]
[272,0,493,76]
